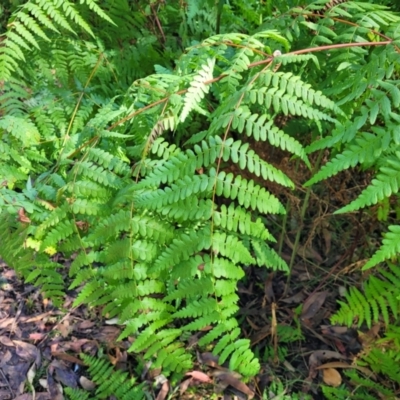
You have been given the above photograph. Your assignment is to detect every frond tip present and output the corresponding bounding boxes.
[180,58,215,122]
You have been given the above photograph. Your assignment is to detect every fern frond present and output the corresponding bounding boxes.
[337,153,400,214]
[212,231,254,265]
[305,132,384,186]
[252,239,289,271]
[150,227,211,273]
[180,58,215,122]
[332,265,400,327]
[65,353,146,400]
[214,204,273,240]
[363,226,400,270]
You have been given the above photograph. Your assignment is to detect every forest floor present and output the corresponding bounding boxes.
[0,151,388,400]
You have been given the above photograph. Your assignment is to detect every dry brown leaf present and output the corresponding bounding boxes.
[322,368,342,387]
[301,291,328,320]
[46,373,64,400]
[199,352,220,368]
[14,341,40,364]
[321,225,332,255]
[51,352,85,365]
[56,320,73,338]
[55,367,78,388]
[0,335,15,346]
[186,371,211,383]
[315,361,376,379]
[264,273,275,303]
[155,381,169,400]
[212,371,254,399]
[281,291,305,304]
[79,376,96,391]
[308,350,348,379]
[29,333,46,341]
[180,371,212,395]
[0,318,16,329]
[18,208,31,223]
[76,320,96,330]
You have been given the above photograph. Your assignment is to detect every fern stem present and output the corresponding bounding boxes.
[55,53,104,168]
[278,200,290,255]
[285,150,324,290]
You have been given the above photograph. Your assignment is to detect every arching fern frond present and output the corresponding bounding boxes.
[336,152,400,214]
[362,226,400,270]
[305,132,384,186]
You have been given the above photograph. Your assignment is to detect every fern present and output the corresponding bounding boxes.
[1,0,400,388]
[64,353,146,400]
[332,262,400,328]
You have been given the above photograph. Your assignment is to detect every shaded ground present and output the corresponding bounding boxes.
[0,153,389,399]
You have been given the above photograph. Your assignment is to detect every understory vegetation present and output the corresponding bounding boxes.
[1,0,400,398]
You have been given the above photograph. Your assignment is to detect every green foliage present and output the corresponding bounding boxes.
[64,353,146,400]
[263,381,312,400]
[331,262,400,328]
[1,1,400,395]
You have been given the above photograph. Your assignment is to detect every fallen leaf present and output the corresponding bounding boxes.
[0,335,15,346]
[301,291,328,320]
[185,370,211,383]
[76,321,96,330]
[79,376,96,391]
[51,352,85,365]
[46,373,64,400]
[281,291,305,304]
[26,363,36,398]
[14,341,40,364]
[315,361,376,379]
[18,208,31,223]
[54,366,78,389]
[0,318,16,329]
[29,333,46,341]
[198,352,220,368]
[322,368,342,387]
[212,371,254,399]
[155,380,169,400]
[264,273,275,303]
[321,224,332,255]
[56,320,73,338]
[308,350,348,379]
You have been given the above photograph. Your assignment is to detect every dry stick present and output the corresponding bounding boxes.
[284,150,324,296]
[0,367,14,398]
[151,3,166,44]
[304,222,361,303]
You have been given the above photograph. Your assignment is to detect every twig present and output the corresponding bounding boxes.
[0,367,14,399]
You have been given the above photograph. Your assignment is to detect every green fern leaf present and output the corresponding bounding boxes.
[363,225,400,270]
[180,58,215,122]
[337,153,400,214]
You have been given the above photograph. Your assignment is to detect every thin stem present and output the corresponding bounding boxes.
[284,150,324,292]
